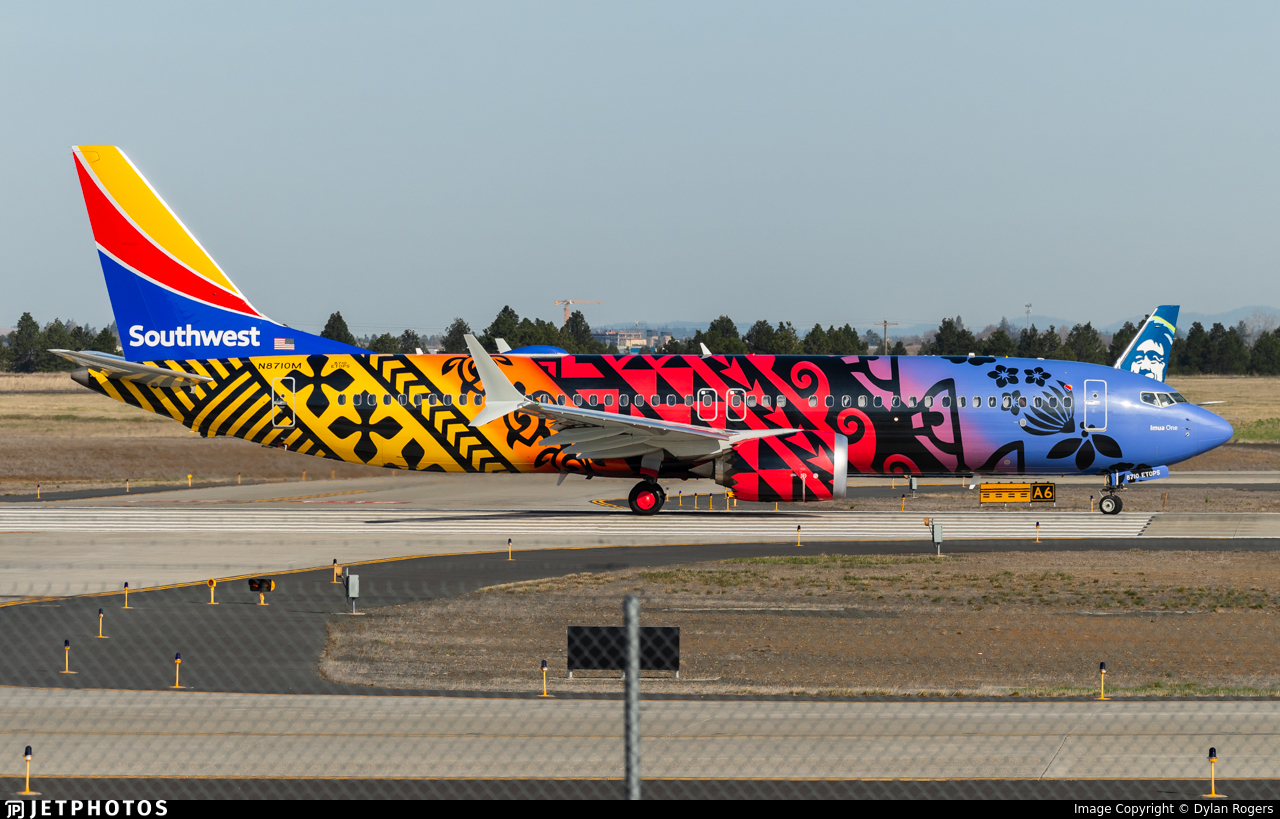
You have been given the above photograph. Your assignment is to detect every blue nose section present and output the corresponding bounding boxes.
[1197,409,1233,451]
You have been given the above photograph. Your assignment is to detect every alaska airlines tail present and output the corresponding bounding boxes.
[1114,305,1179,382]
[72,146,363,362]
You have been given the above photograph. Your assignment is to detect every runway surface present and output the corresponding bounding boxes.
[4,687,1278,782]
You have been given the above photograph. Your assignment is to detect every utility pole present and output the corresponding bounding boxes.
[1025,302,1032,332]
[881,320,898,355]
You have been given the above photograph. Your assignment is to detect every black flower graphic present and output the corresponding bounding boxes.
[1045,430,1124,471]
[988,365,1019,388]
[1023,366,1050,386]
[1019,383,1074,436]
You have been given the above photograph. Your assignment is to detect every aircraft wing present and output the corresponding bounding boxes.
[51,349,214,388]
[462,335,795,460]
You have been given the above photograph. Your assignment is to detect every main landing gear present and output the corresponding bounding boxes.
[1099,494,1124,515]
[628,481,666,515]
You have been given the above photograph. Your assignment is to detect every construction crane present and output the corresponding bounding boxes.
[554,300,603,323]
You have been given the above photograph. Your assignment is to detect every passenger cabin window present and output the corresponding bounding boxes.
[666,395,676,407]
[413,395,422,407]
[1018,396,1027,407]
[940,396,950,408]
[573,395,583,407]
[858,396,868,408]
[1063,397,1073,408]
[458,394,468,406]
[651,395,660,406]
[923,396,933,408]
[603,395,614,407]
[760,395,771,408]
[1141,392,1158,406]
[873,395,883,408]
[428,394,439,406]
[619,394,629,407]
[824,395,834,408]
[777,396,786,408]
[634,395,644,407]
[557,395,566,406]
[399,394,408,406]
[841,395,851,408]
[1033,397,1042,409]
[808,396,818,408]
[746,395,757,408]
[1002,395,1011,409]
[891,396,901,408]
[683,395,693,407]
[907,396,917,408]
[972,396,980,407]
[443,394,453,406]
[338,394,347,406]
[958,397,967,408]
[588,395,598,406]
[383,394,392,405]
[987,396,996,408]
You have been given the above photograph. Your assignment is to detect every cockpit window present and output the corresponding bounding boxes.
[1141,392,1158,406]
[1169,392,1189,404]
[1157,393,1174,407]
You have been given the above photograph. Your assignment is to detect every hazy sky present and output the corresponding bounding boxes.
[3,2,1279,336]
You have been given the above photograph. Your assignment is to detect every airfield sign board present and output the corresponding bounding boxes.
[979,483,1055,504]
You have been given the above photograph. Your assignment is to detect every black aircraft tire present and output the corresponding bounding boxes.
[628,482,664,516]
[1099,495,1121,515]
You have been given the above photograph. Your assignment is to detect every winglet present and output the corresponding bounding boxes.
[495,338,512,353]
[699,342,713,357]
[464,334,530,427]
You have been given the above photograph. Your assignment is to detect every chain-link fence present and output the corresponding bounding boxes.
[5,592,1280,800]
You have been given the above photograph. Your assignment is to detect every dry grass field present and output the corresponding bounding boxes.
[0,373,376,494]
[1166,375,1280,442]
[321,550,1280,697]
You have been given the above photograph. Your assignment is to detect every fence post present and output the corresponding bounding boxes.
[624,594,640,800]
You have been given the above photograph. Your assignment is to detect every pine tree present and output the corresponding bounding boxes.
[1252,331,1280,375]
[90,326,120,355]
[560,310,602,354]
[982,327,1016,357]
[441,318,471,354]
[1108,320,1140,364]
[367,333,399,354]
[9,313,42,373]
[321,312,357,346]
[396,329,421,354]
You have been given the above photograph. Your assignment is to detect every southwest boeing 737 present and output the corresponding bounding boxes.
[55,146,1234,515]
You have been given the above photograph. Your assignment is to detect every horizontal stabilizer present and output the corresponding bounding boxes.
[53,349,213,387]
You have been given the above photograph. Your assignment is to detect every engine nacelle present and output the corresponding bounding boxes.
[712,431,848,503]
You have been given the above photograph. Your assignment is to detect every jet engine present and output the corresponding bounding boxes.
[705,431,848,503]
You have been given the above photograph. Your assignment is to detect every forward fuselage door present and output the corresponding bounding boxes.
[1082,379,1107,431]
[271,376,296,428]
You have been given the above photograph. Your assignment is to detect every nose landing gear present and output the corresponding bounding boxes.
[1099,494,1124,515]
[628,481,666,515]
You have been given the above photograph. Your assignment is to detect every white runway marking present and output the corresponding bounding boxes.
[0,508,1153,540]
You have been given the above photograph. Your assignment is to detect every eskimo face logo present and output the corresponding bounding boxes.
[1129,338,1167,381]
[129,325,261,349]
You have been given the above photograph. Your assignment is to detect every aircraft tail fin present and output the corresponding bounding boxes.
[72,146,363,361]
[1114,305,1179,382]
